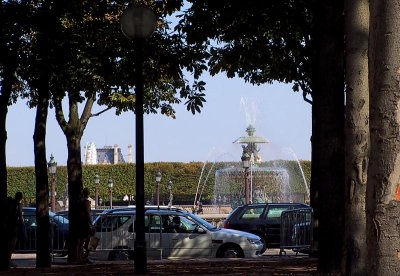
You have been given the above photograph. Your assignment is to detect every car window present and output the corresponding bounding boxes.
[239,206,265,220]
[96,214,131,232]
[177,215,198,233]
[23,214,37,227]
[162,215,199,233]
[146,215,162,233]
[161,215,177,233]
[52,214,69,225]
[23,212,69,227]
[266,206,291,219]
[186,213,216,231]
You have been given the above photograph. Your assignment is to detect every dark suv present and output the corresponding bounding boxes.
[223,203,311,253]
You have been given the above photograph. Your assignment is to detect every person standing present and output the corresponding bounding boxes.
[77,188,93,264]
[7,192,24,265]
[198,202,203,214]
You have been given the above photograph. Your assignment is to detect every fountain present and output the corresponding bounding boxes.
[192,97,310,212]
[211,125,308,209]
[281,147,310,200]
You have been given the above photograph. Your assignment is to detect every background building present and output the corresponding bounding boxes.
[84,142,132,164]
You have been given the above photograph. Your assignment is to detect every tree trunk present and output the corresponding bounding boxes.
[0,65,12,271]
[66,132,84,263]
[367,1,400,275]
[0,30,17,267]
[310,0,345,273]
[54,98,93,263]
[33,74,51,268]
[34,99,51,268]
[343,0,369,275]
[33,8,52,267]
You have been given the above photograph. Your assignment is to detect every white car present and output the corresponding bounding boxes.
[90,206,264,261]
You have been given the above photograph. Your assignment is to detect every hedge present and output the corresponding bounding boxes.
[7,160,311,205]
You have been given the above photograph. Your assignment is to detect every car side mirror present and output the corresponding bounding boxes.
[194,226,206,234]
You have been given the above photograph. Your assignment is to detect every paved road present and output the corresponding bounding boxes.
[11,248,307,268]
[7,258,317,276]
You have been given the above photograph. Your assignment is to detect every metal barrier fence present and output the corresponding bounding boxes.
[94,213,135,253]
[15,214,69,254]
[280,208,313,254]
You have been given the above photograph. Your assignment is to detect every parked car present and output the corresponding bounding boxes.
[90,206,264,261]
[223,203,311,253]
[16,207,69,254]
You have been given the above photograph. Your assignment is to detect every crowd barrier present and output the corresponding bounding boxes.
[279,208,313,255]
[15,214,68,254]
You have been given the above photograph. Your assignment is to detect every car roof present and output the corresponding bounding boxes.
[56,209,104,214]
[23,206,58,215]
[240,202,310,207]
[22,207,69,224]
[97,206,189,216]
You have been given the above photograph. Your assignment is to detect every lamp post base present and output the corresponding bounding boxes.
[134,240,147,274]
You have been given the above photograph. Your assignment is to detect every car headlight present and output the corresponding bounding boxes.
[247,238,263,246]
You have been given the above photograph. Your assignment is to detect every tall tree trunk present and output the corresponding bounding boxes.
[310,0,345,273]
[66,132,83,262]
[55,97,94,262]
[33,7,52,267]
[34,93,51,268]
[0,17,18,264]
[343,0,369,275]
[367,1,400,275]
[0,61,13,271]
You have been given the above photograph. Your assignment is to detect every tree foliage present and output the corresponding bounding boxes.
[176,0,313,102]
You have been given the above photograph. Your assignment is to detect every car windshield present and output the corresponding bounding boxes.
[50,211,69,224]
[186,212,217,231]
[266,207,290,219]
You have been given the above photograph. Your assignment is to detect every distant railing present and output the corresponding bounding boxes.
[175,204,232,215]
[280,208,313,255]
[93,204,233,214]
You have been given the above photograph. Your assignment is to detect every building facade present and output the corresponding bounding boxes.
[84,142,133,165]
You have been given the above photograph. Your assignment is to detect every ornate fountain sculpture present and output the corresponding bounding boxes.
[233,125,269,163]
[233,125,269,204]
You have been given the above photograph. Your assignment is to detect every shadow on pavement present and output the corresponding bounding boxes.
[6,250,317,275]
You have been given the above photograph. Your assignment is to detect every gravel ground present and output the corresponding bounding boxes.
[4,251,317,275]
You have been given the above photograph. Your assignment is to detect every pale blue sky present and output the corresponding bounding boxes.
[7,73,311,167]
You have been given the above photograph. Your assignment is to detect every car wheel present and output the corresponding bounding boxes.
[217,244,244,258]
[108,249,134,261]
[256,234,267,254]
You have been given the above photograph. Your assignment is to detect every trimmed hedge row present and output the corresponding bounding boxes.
[7,161,311,205]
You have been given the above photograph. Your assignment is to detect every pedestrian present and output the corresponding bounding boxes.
[7,191,25,266]
[77,188,94,264]
[198,202,203,214]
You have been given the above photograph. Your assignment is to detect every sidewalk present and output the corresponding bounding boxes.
[6,250,317,275]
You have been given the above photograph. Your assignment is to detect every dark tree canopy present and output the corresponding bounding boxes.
[176,0,313,102]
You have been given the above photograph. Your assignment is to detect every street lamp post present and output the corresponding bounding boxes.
[155,172,162,208]
[108,177,113,209]
[121,4,157,274]
[167,180,173,207]
[94,174,100,209]
[242,151,250,204]
[249,153,254,204]
[48,154,57,212]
